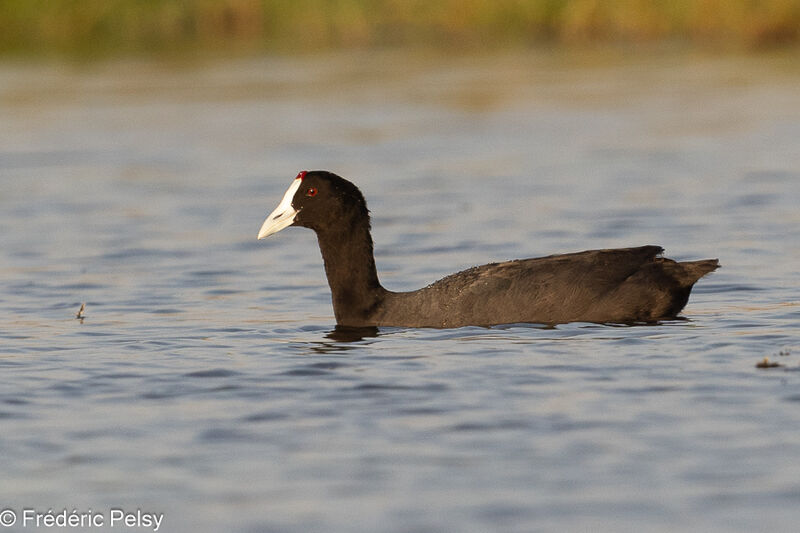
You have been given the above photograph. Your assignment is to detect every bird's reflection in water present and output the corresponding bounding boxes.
[326,325,380,342]
[297,326,381,356]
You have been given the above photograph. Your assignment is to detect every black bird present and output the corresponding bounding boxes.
[258,171,718,328]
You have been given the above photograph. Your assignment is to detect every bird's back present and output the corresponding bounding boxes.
[376,246,718,327]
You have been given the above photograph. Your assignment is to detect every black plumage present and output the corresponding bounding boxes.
[258,171,718,327]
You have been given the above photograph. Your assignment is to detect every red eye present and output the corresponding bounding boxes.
[306,187,318,197]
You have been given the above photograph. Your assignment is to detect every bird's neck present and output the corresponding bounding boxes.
[316,219,386,325]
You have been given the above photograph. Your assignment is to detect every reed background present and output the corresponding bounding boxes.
[2,0,799,58]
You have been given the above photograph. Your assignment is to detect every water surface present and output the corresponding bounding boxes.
[1,50,800,532]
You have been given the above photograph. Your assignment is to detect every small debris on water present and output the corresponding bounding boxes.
[779,349,791,356]
[755,357,782,369]
[76,303,86,322]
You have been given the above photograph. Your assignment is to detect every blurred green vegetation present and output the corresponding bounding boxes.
[1,0,799,57]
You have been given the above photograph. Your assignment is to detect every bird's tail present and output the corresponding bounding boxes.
[675,259,720,287]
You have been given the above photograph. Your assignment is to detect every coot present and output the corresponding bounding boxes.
[258,171,718,328]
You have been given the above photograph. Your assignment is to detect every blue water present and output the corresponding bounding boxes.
[1,51,800,532]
